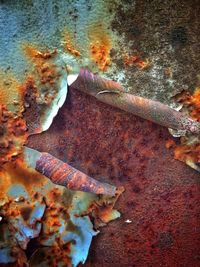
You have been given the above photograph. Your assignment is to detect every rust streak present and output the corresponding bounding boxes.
[63,31,81,57]
[89,25,111,71]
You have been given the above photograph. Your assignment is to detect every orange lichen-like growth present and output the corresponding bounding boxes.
[79,187,124,226]
[165,139,175,149]
[172,88,200,169]
[0,71,29,165]
[186,89,200,121]
[24,45,58,87]
[21,44,68,134]
[124,54,149,69]
[165,137,200,169]
[89,25,111,71]
[0,105,27,165]
[174,143,200,165]
[175,88,200,121]
[63,32,81,57]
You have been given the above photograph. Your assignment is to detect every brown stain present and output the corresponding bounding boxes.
[4,159,47,192]
[29,245,71,266]
[89,24,111,71]
[21,206,33,221]
[164,67,173,79]
[48,188,61,202]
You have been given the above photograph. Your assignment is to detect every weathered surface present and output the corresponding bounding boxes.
[1,0,200,265]
[110,0,200,106]
[28,88,200,267]
[1,0,200,107]
[0,158,121,266]
[71,69,200,135]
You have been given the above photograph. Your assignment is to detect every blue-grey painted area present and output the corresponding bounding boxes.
[0,0,112,78]
[7,184,29,199]
[0,248,15,264]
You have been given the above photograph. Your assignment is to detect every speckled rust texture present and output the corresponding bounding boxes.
[110,0,200,105]
[28,88,200,267]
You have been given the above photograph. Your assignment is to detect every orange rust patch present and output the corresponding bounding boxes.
[186,89,200,121]
[24,45,56,60]
[78,187,123,227]
[22,44,65,133]
[41,203,67,237]
[93,204,116,224]
[63,32,81,57]
[8,209,21,217]
[174,143,200,164]
[24,45,58,88]
[175,88,200,121]
[124,54,149,69]
[0,104,27,165]
[173,88,200,167]
[165,139,175,149]
[89,25,111,71]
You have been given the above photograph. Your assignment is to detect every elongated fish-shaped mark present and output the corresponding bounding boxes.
[71,68,200,135]
[24,146,117,196]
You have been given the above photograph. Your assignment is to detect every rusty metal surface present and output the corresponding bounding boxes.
[1,0,200,108]
[0,0,200,266]
[110,0,200,106]
[28,88,200,267]
[0,159,121,266]
[71,69,200,135]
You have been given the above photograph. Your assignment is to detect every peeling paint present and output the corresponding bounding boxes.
[0,0,200,266]
[0,159,121,266]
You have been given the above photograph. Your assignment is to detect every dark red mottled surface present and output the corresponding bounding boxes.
[28,88,200,267]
